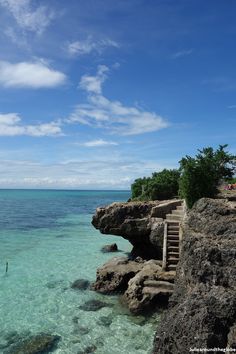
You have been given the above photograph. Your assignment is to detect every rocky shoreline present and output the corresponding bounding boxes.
[92,199,182,315]
[91,197,236,353]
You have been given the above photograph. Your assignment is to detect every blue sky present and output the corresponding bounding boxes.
[0,0,235,189]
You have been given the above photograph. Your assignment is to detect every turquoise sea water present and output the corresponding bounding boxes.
[0,190,159,354]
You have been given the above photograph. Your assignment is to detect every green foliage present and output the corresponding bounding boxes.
[131,177,151,200]
[131,169,180,201]
[226,177,236,184]
[179,145,236,208]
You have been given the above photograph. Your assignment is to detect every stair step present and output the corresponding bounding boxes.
[168,239,179,244]
[167,226,179,233]
[166,214,183,221]
[171,210,184,216]
[167,230,179,235]
[168,252,179,257]
[168,257,179,263]
[168,224,179,228]
[168,235,179,240]
[166,221,179,225]
[143,280,174,290]
[167,264,177,271]
[143,286,173,295]
[176,206,184,210]
[168,247,179,253]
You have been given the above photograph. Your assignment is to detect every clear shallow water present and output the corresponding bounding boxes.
[0,190,159,354]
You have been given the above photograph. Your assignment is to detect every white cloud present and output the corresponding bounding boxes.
[0,112,20,125]
[67,36,119,56]
[172,49,193,59]
[78,139,118,147]
[79,65,109,94]
[0,60,66,88]
[0,157,174,189]
[0,113,62,136]
[0,0,54,34]
[68,66,169,135]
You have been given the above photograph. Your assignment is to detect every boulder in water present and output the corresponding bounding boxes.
[101,243,118,253]
[71,279,90,290]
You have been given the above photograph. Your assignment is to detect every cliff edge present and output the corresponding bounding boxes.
[154,198,236,353]
[92,199,181,259]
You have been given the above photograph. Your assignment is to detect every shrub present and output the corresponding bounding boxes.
[179,145,236,208]
[131,169,180,201]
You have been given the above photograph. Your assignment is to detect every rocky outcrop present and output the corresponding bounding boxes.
[123,260,175,314]
[153,198,236,353]
[91,256,144,293]
[92,199,182,259]
[92,255,175,314]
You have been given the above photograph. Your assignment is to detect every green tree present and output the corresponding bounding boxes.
[179,145,236,208]
[146,169,180,200]
[131,177,150,199]
[131,169,180,200]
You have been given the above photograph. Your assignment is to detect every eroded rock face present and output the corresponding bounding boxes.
[153,198,236,354]
[92,255,175,314]
[91,256,143,293]
[124,260,175,314]
[92,200,181,259]
[227,325,236,349]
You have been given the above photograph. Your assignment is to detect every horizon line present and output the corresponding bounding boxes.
[0,188,131,191]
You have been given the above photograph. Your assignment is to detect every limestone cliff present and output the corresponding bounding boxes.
[153,198,236,353]
[92,199,182,259]
[92,197,236,352]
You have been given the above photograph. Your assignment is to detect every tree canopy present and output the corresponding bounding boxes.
[131,169,180,201]
[179,145,236,207]
[131,145,236,208]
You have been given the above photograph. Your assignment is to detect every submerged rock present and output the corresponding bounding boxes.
[101,243,118,253]
[92,199,182,259]
[97,315,113,327]
[71,279,90,290]
[92,256,143,294]
[72,325,90,335]
[128,315,147,326]
[45,280,67,289]
[77,345,97,354]
[4,333,60,354]
[4,332,21,346]
[79,299,112,311]
[154,198,236,353]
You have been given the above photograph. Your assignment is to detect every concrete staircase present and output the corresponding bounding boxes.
[162,205,184,272]
[142,280,174,296]
[166,205,184,222]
